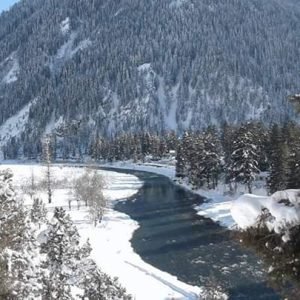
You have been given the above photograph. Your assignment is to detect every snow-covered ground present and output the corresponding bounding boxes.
[102,161,269,229]
[0,164,202,300]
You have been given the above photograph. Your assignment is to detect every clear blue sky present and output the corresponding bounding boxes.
[0,0,19,13]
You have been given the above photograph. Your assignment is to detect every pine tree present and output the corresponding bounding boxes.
[180,132,196,184]
[41,208,131,299]
[284,122,300,189]
[267,124,290,193]
[0,169,41,299]
[40,207,80,300]
[200,127,222,189]
[77,240,132,300]
[250,122,269,172]
[175,141,185,178]
[189,133,206,188]
[30,197,47,229]
[227,124,260,193]
[221,122,236,168]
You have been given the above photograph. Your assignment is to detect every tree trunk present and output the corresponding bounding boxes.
[247,181,252,194]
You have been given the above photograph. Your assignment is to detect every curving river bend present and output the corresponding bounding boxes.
[105,168,280,299]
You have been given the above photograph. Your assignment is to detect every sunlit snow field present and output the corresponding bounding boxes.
[0,164,201,300]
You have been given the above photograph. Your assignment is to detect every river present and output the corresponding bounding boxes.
[103,168,279,299]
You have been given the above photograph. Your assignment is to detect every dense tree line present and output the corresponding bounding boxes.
[89,121,300,194]
[90,131,178,162]
[0,0,300,156]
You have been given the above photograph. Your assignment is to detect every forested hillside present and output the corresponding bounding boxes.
[0,0,300,158]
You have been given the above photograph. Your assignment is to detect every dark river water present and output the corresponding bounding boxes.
[105,168,280,299]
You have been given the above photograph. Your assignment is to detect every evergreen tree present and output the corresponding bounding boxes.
[175,141,185,178]
[41,208,131,299]
[284,122,300,189]
[189,133,206,188]
[228,124,260,193]
[40,207,80,300]
[250,122,269,172]
[202,127,222,189]
[30,197,47,229]
[267,124,290,193]
[0,169,41,299]
[77,240,132,300]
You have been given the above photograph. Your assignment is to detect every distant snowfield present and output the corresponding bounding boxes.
[0,164,201,300]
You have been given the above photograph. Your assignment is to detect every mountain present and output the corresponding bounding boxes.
[0,0,299,158]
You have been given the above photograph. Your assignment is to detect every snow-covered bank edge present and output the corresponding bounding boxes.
[0,163,202,300]
[231,190,300,236]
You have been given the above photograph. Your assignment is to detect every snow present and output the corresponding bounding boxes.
[2,55,19,84]
[60,17,70,35]
[197,198,233,228]
[158,77,178,131]
[114,8,124,17]
[137,65,179,132]
[137,63,152,72]
[50,32,91,71]
[56,32,77,61]
[231,194,270,229]
[72,39,92,54]
[0,100,35,157]
[44,113,59,136]
[169,0,188,8]
[107,92,119,134]
[1,163,202,300]
[231,189,300,236]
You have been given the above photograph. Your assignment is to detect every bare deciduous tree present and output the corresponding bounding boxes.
[73,168,106,226]
[21,168,39,199]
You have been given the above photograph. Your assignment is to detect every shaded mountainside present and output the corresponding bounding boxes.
[0,0,299,158]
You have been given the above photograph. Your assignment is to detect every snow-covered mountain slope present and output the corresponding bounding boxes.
[0,0,299,157]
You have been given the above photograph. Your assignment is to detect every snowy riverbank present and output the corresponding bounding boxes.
[101,161,235,228]
[0,163,202,300]
[103,162,267,228]
[102,161,269,229]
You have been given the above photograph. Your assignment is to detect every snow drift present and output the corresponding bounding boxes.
[231,189,300,235]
